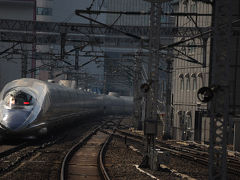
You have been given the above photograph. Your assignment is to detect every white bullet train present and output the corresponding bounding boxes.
[0,78,133,138]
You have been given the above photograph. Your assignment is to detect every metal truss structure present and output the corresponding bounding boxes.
[133,49,143,130]
[209,0,233,179]
[146,2,161,130]
[0,18,209,39]
[0,31,144,48]
[0,16,212,71]
[142,1,162,170]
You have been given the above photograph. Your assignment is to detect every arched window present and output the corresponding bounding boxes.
[185,73,190,91]
[186,78,190,91]
[190,3,196,13]
[193,78,197,91]
[197,72,203,87]
[180,78,184,90]
[191,73,197,91]
[179,74,184,91]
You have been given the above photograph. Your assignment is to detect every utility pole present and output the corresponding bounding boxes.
[133,49,143,130]
[141,0,162,170]
[21,51,28,78]
[209,0,233,179]
[60,33,66,63]
[49,46,54,79]
[75,47,79,71]
[103,71,107,94]
[165,59,172,138]
[75,46,79,88]
[31,37,36,78]
[31,0,36,78]
[60,32,67,80]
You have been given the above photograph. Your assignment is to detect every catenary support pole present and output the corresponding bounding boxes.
[208,0,233,179]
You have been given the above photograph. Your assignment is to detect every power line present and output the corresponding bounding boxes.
[75,11,142,40]
[0,42,19,56]
[158,18,240,51]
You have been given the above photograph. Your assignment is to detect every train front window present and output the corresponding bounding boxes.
[4,90,34,108]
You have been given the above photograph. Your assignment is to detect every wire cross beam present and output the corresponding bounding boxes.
[0,31,144,48]
[76,9,150,15]
[0,18,210,38]
[77,9,212,17]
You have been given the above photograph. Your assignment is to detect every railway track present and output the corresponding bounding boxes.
[3,116,202,179]
[0,142,30,159]
[0,115,126,180]
[60,119,121,180]
[0,117,112,180]
[115,129,240,177]
[0,136,63,177]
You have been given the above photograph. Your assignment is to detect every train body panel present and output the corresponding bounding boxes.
[0,78,133,138]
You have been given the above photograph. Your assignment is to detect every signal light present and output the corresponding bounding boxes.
[24,102,30,105]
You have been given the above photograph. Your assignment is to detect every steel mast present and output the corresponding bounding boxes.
[141,0,162,170]
[209,0,233,179]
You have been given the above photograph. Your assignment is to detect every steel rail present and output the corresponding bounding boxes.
[115,129,240,176]
[0,137,61,176]
[60,126,100,180]
[60,118,120,180]
[0,142,29,159]
[98,132,113,180]
[98,121,122,180]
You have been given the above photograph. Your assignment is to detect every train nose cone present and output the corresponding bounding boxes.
[1,110,31,131]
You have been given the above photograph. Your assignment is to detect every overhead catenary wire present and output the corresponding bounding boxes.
[87,0,96,11]
[2,3,239,79]
[37,4,98,74]
[159,18,240,51]
[98,0,105,11]
[26,55,101,75]
[75,7,205,69]
[0,42,20,56]
[85,0,106,67]
[75,11,142,40]
[75,11,239,65]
